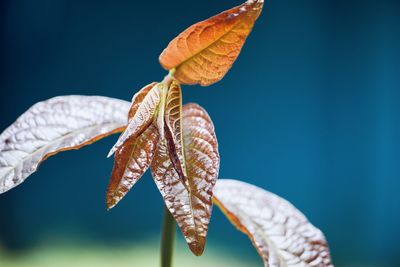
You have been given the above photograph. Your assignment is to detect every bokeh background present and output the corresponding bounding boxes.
[1,0,399,266]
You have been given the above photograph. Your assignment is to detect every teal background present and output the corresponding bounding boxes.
[1,0,400,266]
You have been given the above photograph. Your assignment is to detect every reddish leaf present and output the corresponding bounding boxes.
[164,80,187,181]
[108,83,162,157]
[214,179,334,267]
[106,124,159,209]
[0,96,130,194]
[159,0,264,86]
[151,103,219,256]
[128,82,157,120]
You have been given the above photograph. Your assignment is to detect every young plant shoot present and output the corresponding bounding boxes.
[0,1,333,266]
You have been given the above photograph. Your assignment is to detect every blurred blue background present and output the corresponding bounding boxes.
[1,0,399,266]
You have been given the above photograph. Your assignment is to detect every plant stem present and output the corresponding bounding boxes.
[161,205,175,267]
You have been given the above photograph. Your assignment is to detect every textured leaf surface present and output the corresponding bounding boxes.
[128,82,157,120]
[214,179,334,267]
[155,82,168,139]
[0,96,130,194]
[159,0,263,86]
[106,124,159,209]
[164,80,187,180]
[108,83,161,157]
[151,103,219,256]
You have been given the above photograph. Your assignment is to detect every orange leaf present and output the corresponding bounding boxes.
[159,0,263,86]
[0,96,130,194]
[151,103,219,256]
[106,124,159,209]
[214,179,334,267]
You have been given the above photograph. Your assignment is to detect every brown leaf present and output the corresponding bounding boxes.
[106,124,159,209]
[0,96,130,194]
[128,82,157,120]
[159,0,263,86]
[155,82,168,139]
[108,83,162,157]
[164,80,187,181]
[214,179,334,267]
[151,103,219,256]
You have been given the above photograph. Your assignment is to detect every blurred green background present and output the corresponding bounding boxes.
[1,0,399,266]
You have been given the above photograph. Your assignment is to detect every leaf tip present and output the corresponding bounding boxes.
[188,239,205,256]
[106,193,118,210]
[107,148,115,158]
[106,186,123,210]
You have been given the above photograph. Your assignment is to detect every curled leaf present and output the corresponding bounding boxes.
[214,179,334,267]
[155,82,168,139]
[151,103,219,256]
[108,83,162,157]
[164,80,187,180]
[0,96,130,194]
[106,124,159,209]
[128,82,157,120]
[159,0,264,86]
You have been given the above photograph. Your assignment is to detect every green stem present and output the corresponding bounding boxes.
[161,205,175,267]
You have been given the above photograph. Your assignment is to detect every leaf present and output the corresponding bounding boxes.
[155,82,168,139]
[108,83,162,157]
[106,124,159,209]
[0,95,130,194]
[213,179,334,267]
[151,103,219,256]
[164,80,187,181]
[159,0,264,86]
[128,82,157,120]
